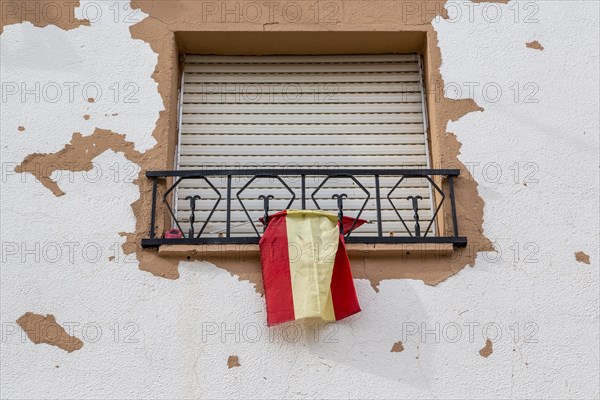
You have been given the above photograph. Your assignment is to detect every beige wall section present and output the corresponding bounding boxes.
[176,31,426,55]
[0,0,89,33]
[14,0,492,286]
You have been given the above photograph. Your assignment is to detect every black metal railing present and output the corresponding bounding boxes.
[141,169,467,248]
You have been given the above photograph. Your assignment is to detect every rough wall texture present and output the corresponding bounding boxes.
[1,1,598,398]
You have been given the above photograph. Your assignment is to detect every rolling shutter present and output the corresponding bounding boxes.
[177,54,433,237]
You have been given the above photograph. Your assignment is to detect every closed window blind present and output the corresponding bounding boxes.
[177,54,434,237]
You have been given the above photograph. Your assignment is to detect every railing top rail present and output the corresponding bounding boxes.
[146,168,461,178]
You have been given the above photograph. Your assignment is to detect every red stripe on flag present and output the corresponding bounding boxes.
[330,235,361,321]
[259,212,295,326]
[341,215,367,234]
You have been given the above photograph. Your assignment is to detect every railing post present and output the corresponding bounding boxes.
[226,174,232,238]
[259,194,274,228]
[448,175,459,237]
[301,174,306,210]
[149,177,157,239]
[185,195,201,238]
[407,195,423,237]
[375,174,383,237]
[332,193,348,235]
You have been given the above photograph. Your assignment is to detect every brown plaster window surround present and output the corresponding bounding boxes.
[130,29,491,287]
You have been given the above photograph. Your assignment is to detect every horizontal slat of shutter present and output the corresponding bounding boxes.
[183,103,423,113]
[177,176,430,189]
[178,54,433,236]
[177,222,428,237]
[185,73,421,83]
[178,187,430,200]
[179,156,426,168]
[176,199,425,211]
[181,134,425,145]
[182,113,423,124]
[183,92,423,103]
[185,82,422,93]
[176,210,434,224]
[179,144,426,156]
[185,63,420,73]
[181,124,425,134]
[185,54,419,63]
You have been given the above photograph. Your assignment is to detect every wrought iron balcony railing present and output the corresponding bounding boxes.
[141,168,467,248]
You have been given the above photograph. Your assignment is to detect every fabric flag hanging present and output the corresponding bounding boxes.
[259,210,366,326]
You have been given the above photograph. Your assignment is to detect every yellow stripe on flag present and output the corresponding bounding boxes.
[286,210,339,321]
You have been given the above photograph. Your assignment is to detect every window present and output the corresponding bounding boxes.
[173,54,436,238]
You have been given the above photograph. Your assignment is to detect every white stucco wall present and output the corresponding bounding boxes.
[1,1,598,398]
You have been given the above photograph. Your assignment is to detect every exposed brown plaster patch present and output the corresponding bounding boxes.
[14,130,180,277]
[16,312,83,353]
[15,129,144,197]
[87,97,95,103]
[108,256,115,262]
[18,126,25,132]
[391,341,405,353]
[114,2,185,280]
[0,0,89,34]
[479,339,493,358]
[526,40,544,51]
[442,98,484,123]
[160,246,263,290]
[575,251,591,265]
[83,114,90,120]
[227,355,241,369]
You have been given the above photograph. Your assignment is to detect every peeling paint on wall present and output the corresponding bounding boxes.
[15,130,143,197]
[0,0,89,34]
[227,355,241,369]
[575,251,591,265]
[479,339,493,358]
[391,341,405,353]
[16,312,83,353]
[526,41,544,51]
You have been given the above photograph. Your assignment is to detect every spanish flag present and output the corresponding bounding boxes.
[259,210,365,326]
